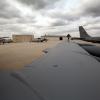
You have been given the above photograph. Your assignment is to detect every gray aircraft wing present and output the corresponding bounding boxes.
[0,42,100,100]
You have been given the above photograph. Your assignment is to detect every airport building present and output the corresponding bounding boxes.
[12,35,34,42]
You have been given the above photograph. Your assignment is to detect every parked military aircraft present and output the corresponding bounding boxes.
[79,26,100,43]
[33,38,48,42]
[72,26,100,62]
[0,37,5,44]
[0,37,12,44]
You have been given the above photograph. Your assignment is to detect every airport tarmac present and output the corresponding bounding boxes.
[0,39,100,70]
[0,40,61,70]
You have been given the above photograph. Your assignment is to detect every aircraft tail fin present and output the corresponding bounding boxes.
[79,26,91,38]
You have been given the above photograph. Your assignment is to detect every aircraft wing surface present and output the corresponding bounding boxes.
[0,42,100,100]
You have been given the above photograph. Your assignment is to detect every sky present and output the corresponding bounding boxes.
[0,0,100,37]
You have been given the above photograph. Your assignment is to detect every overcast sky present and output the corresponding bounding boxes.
[0,0,100,37]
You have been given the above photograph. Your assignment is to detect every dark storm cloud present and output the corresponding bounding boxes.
[17,0,60,9]
[0,0,21,19]
[82,17,100,27]
[0,1,7,9]
[0,9,21,19]
[51,19,69,26]
[49,12,79,22]
[81,0,100,17]
[17,17,36,24]
[48,0,100,24]
[17,0,47,9]
[84,6,100,17]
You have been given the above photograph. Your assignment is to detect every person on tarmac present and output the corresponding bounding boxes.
[66,34,71,42]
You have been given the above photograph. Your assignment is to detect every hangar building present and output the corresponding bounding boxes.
[12,35,34,42]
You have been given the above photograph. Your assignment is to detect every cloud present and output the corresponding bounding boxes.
[51,19,69,26]
[47,0,100,22]
[47,11,80,22]
[0,0,100,37]
[80,0,100,17]
[0,0,21,19]
[17,0,60,10]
